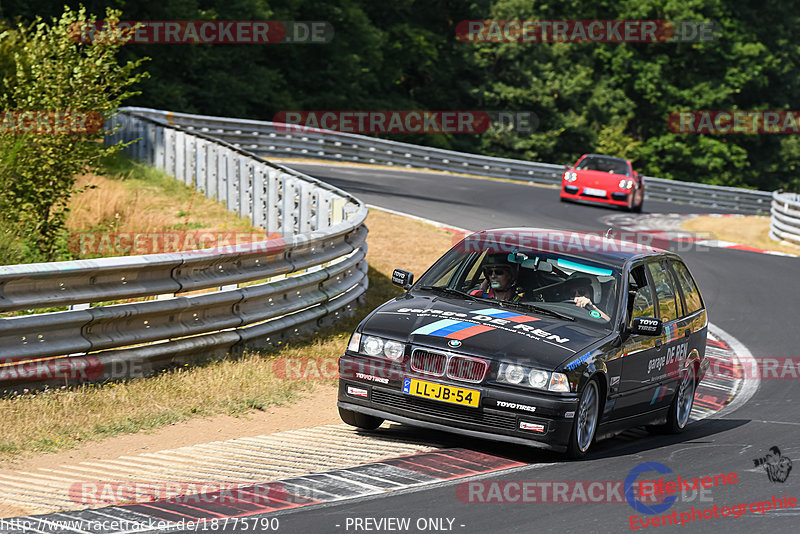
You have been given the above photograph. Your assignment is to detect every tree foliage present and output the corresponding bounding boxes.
[0,6,148,260]
[1,0,798,221]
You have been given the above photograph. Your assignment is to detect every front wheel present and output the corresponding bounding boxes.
[339,407,384,430]
[566,379,600,459]
[631,188,644,213]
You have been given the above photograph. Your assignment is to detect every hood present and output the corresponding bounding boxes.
[575,169,627,186]
[361,293,606,370]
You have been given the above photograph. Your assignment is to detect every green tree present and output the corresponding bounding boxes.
[0,5,148,260]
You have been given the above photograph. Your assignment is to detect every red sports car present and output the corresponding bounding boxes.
[560,154,644,212]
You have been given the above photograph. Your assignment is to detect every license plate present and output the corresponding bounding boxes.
[583,187,607,197]
[403,378,480,408]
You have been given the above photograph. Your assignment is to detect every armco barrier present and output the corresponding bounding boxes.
[122,107,773,214]
[770,191,800,247]
[0,112,368,390]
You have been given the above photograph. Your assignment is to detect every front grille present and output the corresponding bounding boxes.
[447,355,488,383]
[371,389,517,431]
[410,350,446,377]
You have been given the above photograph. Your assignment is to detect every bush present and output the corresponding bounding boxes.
[0,5,148,262]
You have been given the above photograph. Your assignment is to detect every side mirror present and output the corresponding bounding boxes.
[392,268,414,290]
[630,317,663,336]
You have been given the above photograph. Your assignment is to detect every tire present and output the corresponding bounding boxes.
[663,364,696,433]
[566,379,600,459]
[338,407,384,430]
[632,189,644,213]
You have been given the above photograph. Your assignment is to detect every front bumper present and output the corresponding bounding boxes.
[561,184,631,207]
[338,354,579,452]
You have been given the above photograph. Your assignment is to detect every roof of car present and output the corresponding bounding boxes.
[579,154,631,163]
[459,227,669,268]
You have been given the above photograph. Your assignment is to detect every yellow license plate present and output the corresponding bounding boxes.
[402,377,480,408]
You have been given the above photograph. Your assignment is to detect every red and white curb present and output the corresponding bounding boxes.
[601,213,799,258]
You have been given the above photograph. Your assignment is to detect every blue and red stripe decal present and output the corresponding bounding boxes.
[411,309,538,341]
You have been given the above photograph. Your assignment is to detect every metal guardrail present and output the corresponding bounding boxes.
[0,113,369,390]
[770,191,800,247]
[123,107,774,214]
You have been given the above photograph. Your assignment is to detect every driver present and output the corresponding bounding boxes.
[570,280,610,321]
[471,253,522,302]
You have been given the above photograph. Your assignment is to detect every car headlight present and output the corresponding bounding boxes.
[565,171,577,182]
[355,334,405,360]
[362,335,384,356]
[502,364,526,384]
[619,179,634,189]
[529,370,549,388]
[347,332,361,353]
[498,363,566,391]
[383,340,404,360]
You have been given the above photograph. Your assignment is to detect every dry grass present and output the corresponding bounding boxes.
[0,208,455,462]
[363,207,461,276]
[66,157,261,257]
[681,215,800,256]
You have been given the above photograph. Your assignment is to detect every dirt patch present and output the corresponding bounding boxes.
[681,215,800,255]
[0,384,339,476]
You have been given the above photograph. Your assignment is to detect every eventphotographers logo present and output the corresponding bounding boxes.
[625,462,677,515]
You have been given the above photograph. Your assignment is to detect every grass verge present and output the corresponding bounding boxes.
[681,215,800,256]
[0,208,456,463]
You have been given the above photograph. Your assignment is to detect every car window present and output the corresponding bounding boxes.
[576,156,630,176]
[647,262,679,322]
[628,266,655,326]
[670,260,704,315]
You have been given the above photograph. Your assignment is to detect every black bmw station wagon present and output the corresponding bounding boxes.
[338,228,709,458]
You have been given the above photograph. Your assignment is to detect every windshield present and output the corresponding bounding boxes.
[576,156,630,176]
[415,241,621,326]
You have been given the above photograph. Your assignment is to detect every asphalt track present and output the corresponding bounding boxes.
[6,164,794,534]
[268,163,800,534]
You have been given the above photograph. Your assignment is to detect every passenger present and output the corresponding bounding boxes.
[470,254,521,302]
[570,281,610,321]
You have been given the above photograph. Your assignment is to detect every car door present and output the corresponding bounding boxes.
[642,260,686,410]
[666,259,708,386]
[612,262,663,419]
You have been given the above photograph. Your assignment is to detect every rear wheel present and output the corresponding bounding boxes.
[649,365,696,434]
[566,379,600,459]
[664,365,696,433]
[338,407,384,430]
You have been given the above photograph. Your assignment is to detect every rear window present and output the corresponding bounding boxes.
[670,260,704,315]
[647,262,680,322]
